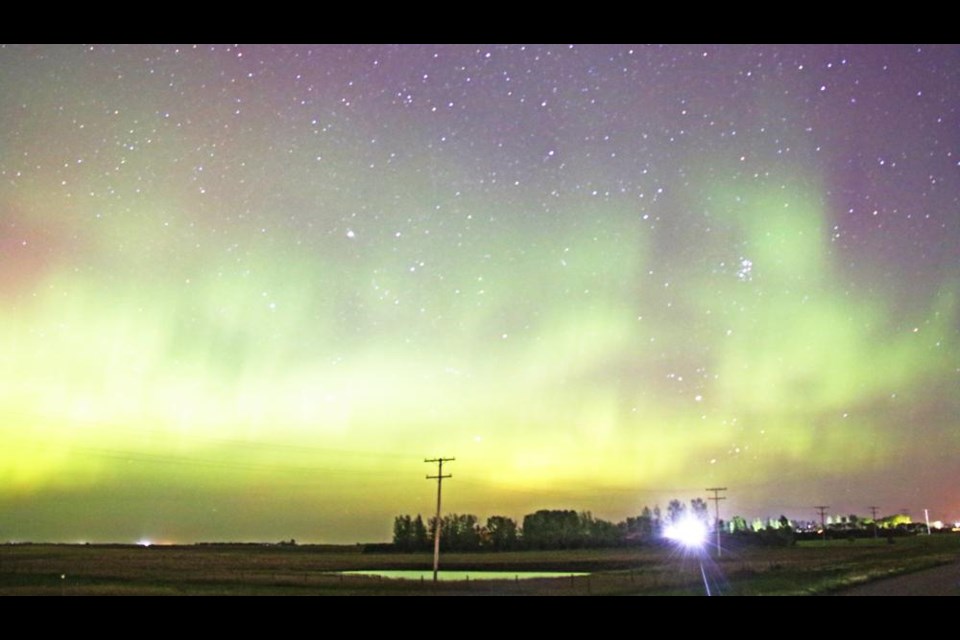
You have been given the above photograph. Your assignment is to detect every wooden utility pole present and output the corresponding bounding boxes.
[705,487,727,557]
[815,506,830,544]
[425,457,454,582]
[868,505,880,539]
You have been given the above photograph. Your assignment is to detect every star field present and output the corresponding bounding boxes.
[1,45,957,543]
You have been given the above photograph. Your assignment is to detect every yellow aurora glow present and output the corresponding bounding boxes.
[1,45,958,542]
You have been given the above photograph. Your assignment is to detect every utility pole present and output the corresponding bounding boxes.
[425,457,454,582]
[868,505,880,539]
[705,487,727,557]
[815,506,829,544]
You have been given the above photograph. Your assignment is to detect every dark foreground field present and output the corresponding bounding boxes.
[2,536,957,595]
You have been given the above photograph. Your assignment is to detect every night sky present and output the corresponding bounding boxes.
[1,45,957,544]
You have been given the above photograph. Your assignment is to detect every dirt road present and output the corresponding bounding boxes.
[836,562,960,596]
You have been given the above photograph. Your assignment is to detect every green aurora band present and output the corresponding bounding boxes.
[1,45,957,542]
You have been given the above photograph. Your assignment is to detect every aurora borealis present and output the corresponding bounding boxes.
[1,45,957,543]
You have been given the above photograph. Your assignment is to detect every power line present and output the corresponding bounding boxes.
[425,457,454,583]
[705,487,727,557]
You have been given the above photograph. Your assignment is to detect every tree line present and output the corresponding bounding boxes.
[391,502,938,551]
[392,498,749,551]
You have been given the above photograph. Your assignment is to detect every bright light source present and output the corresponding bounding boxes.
[664,516,708,549]
[137,539,152,547]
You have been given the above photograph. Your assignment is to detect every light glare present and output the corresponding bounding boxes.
[664,516,708,549]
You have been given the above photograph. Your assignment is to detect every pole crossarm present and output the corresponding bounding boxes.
[705,487,727,557]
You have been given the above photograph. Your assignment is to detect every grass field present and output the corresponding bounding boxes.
[1,535,957,595]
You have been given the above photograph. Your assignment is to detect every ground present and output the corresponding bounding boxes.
[1,536,956,595]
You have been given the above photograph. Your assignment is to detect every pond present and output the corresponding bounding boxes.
[340,570,589,581]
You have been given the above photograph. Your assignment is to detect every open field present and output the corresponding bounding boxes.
[1,535,957,595]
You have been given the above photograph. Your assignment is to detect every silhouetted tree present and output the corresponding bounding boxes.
[623,506,655,543]
[522,510,582,549]
[584,514,621,548]
[666,499,686,525]
[393,514,431,551]
[729,515,749,533]
[485,516,519,551]
[393,515,413,550]
[690,498,709,524]
[429,513,481,551]
[412,515,429,551]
